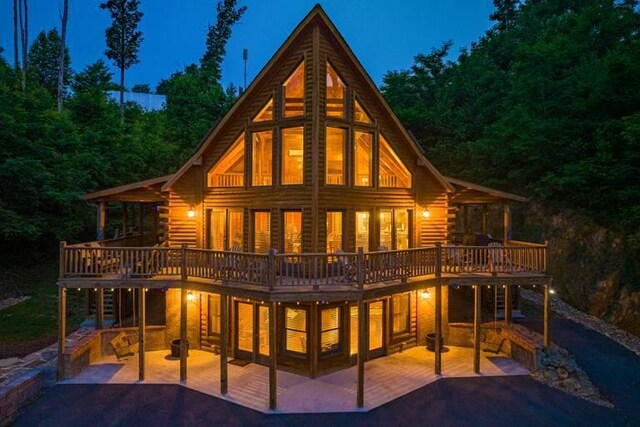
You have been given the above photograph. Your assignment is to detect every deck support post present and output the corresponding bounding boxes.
[356,298,366,408]
[138,287,146,381]
[473,284,481,373]
[139,203,144,245]
[220,294,229,395]
[179,286,187,382]
[121,202,128,238]
[96,288,104,330]
[435,242,442,375]
[462,205,469,233]
[544,281,551,349]
[269,301,277,410]
[481,205,488,234]
[97,201,106,241]
[57,286,66,381]
[504,285,512,324]
[502,204,511,244]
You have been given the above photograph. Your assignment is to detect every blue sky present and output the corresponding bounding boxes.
[0,0,495,91]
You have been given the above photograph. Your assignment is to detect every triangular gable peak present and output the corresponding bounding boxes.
[163,5,452,192]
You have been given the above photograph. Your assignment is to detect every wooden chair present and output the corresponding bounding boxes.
[336,250,357,284]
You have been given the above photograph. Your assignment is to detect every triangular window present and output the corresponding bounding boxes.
[354,99,372,124]
[326,62,346,118]
[379,135,411,188]
[253,98,273,122]
[207,133,245,187]
[283,61,305,118]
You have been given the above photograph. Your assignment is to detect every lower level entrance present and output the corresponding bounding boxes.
[234,301,270,364]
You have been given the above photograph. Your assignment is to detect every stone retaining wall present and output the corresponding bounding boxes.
[0,369,43,427]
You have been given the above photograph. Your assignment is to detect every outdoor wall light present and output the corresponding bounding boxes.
[187,291,195,302]
[549,288,556,295]
[422,209,431,218]
[187,207,196,218]
[421,289,431,300]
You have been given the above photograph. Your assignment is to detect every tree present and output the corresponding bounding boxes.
[57,0,69,112]
[100,0,143,122]
[490,0,520,31]
[131,83,150,93]
[18,0,28,91]
[29,29,71,96]
[201,0,247,82]
[13,0,19,69]
[72,60,116,93]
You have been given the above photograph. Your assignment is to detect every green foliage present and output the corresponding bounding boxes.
[100,0,144,72]
[72,60,118,93]
[28,29,72,95]
[131,83,151,93]
[201,0,247,82]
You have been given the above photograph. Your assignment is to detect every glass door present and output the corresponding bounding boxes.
[367,300,385,358]
[235,301,271,363]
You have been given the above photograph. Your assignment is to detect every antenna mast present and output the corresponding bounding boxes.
[243,48,248,91]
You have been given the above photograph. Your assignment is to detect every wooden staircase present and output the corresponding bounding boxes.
[89,289,115,320]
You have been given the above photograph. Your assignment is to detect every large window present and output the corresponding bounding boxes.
[252,131,273,186]
[379,209,393,249]
[208,209,243,250]
[283,211,302,254]
[355,211,370,251]
[207,133,244,187]
[369,301,384,351]
[237,302,254,352]
[326,211,343,253]
[354,99,372,124]
[282,127,304,185]
[354,131,373,187]
[326,62,346,118]
[350,305,358,356]
[377,209,412,250]
[379,135,412,188]
[283,61,305,117]
[285,307,307,354]
[395,209,410,250]
[392,293,410,336]
[321,307,341,355]
[208,294,221,336]
[253,211,271,253]
[253,98,273,122]
[258,305,270,356]
[326,127,346,185]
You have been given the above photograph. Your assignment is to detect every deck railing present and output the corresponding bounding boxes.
[59,241,548,289]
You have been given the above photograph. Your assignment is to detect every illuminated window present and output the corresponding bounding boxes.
[283,61,304,117]
[252,131,272,186]
[237,302,254,352]
[253,98,273,122]
[282,127,304,185]
[208,294,221,336]
[207,133,244,187]
[285,307,307,354]
[326,127,346,185]
[356,211,370,251]
[326,62,346,118]
[392,293,410,336]
[379,135,412,188]
[253,211,271,253]
[326,211,343,253]
[321,307,341,355]
[395,209,410,250]
[379,209,393,249]
[354,99,372,124]
[283,211,302,254]
[354,131,373,187]
[208,209,243,250]
[258,305,270,356]
[369,301,384,351]
[350,306,358,356]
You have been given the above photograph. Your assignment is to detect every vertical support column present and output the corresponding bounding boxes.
[473,285,481,373]
[502,204,511,244]
[504,285,512,324]
[96,288,104,330]
[481,205,488,234]
[121,202,128,239]
[310,24,320,252]
[357,247,364,290]
[269,301,277,410]
[97,201,106,241]
[434,242,442,375]
[57,286,66,381]
[179,286,187,382]
[544,281,551,349]
[139,203,145,245]
[220,294,229,395]
[138,287,146,381]
[153,204,159,244]
[356,298,366,408]
[462,205,469,233]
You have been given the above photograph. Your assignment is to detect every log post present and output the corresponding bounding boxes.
[544,281,552,349]
[138,287,146,381]
[481,205,488,234]
[473,284,481,373]
[139,203,145,245]
[97,201,106,241]
[356,298,366,408]
[179,286,187,382]
[268,249,276,291]
[357,247,364,290]
[269,301,277,410]
[121,202,128,239]
[502,204,511,244]
[220,294,229,395]
[435,242,442,375]
[462,205,469,233]
[96,288,104,330]
[57,286,66,381]
[504,285,512,324]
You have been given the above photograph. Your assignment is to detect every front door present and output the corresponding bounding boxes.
[367,300,386,358]
[235,301,270,364]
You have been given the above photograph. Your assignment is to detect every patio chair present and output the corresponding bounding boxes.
[109,331,139,359]
[481,333,507,354]
[335,250,357,284]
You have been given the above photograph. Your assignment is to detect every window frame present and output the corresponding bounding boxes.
[208,294,221,337]
[282,60,306,119]
[284,305,309,357]
[251,210,272,253]
[376,208,413,250]
[355,210,372,252]
[325,60,347,119]
[353,129,374,188]
[282,210,303,254]
[378,133,413,189]
[206,208,244,251]
[319,305,342,357]
[391,293,411,338]
[206,132,246,189]
[250,129,275,188]
[280,126,305,186]
[325,126,348,187]
[326,210,345,253]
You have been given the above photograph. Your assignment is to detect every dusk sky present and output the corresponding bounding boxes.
[0,0,495,91]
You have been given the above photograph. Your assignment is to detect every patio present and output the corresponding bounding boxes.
[64,346,529,413]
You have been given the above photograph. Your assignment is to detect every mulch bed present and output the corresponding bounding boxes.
[0,336,57,359]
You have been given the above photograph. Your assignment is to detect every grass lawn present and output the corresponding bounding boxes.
[0,261,85,358]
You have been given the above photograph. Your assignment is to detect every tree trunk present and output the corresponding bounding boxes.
[19,0,28,91]
[13,0,19,69]
[57,0,69,112]
[120,65,125,124]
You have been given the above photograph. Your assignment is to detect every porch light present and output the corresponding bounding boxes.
[549,288,556,295]
[187,207,196,218]
[422,209,431,219]
[421,289,431,300]
[187,291,195,302]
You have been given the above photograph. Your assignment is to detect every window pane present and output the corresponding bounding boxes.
[209,210,226,250]
[252,131,273,186]
[350,306,358,356]
[258,305,270,356]
[229,209,243,249]
[395,209,410,250]
[356,211,370,251]
[354,132,372,187]
[253,98,273,122]
[283,62,304,117]
[379,136,412,188]
[326,211,343,253]
[321,307,340,354]
[379,209,393,250]
[208,294,221,335]
[282,127,304,185]
[253,212,271,253]
[326,127,345,185]
[285,307,307,353]
[326,63,345,118]
[369,301,384,350]
[392,294,410,335]
[237,303,254,352]
[284,211,302,254]
[354,99,372,124]
[208,133,244,187]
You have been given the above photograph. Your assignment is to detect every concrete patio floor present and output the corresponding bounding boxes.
[64,346,528,413]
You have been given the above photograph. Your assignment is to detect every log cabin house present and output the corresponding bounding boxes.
[57,5,552,410]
